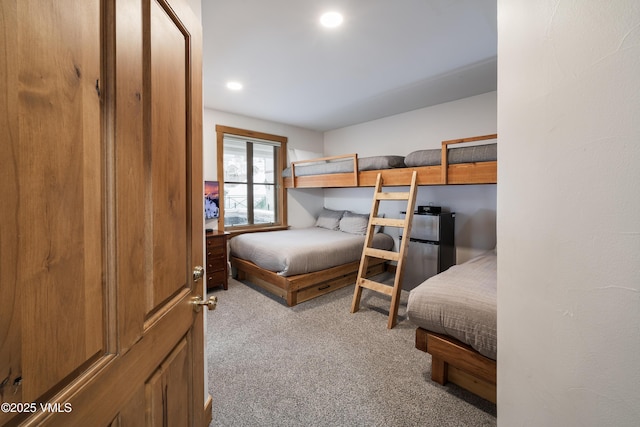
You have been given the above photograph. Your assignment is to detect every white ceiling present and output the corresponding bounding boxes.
[201,1,497,132]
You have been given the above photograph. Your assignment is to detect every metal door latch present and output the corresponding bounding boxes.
[191,295,217,312]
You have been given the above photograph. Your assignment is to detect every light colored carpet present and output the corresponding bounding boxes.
[207,275,496,426]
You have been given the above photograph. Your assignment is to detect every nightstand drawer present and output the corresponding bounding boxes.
[207,270,227,288]
[206,237,224,248]
[206,245,225,258]
[207,259,224,272]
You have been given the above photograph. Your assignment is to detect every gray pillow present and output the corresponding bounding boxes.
[404,149,441,167]
[404,144,497,167]
[448,143,497,164]
[358,155,406,170]
[339,211,369,235]
[315,208,344,230]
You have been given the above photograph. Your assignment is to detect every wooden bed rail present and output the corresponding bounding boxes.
[416,328,496,403]
[441,133,498,184]
[290,153,358,188]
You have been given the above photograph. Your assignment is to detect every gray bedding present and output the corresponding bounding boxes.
[230,227,394,276]
[281,145,496,177]
[404,143,497,167]
[407,251,497,360]
[282,155,406,178]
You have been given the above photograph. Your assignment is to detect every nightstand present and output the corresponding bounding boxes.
[205,230,229,290]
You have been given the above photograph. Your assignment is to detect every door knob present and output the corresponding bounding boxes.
[193,266,204,282]
[191,295,217,312]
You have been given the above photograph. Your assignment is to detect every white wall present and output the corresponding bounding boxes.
[497,1,640,425]
[324,91,497,156]
[203,108,325,229]
[323,92,498,272]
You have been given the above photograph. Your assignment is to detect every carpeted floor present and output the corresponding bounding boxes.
[206,275,496,426]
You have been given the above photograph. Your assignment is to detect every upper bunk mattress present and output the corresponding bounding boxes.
[282,155,405,178]
[230,227,394,276]
[407,251,497,360]
[403,143,497,167]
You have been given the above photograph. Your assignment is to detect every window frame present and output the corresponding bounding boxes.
[216,125,288,233]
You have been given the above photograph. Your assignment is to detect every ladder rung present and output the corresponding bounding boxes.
[357,278,394,296]
[364,247,400,262]
[370,217,405,228]
[376,192,410,200]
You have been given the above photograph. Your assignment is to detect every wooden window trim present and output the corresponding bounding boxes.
[215,125,288,231]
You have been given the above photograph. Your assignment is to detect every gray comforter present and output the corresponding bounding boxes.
[230,227,394,276]
[407,251,497,360]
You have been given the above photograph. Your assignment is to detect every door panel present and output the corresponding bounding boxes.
[1,0,104,407]
[148,0,188,312]
[115,0,146,354]
[146,338,190,426]
[0,0,20,416]
[0,0,206,425]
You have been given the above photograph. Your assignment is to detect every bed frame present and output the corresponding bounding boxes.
[283,134,497,189]
[232,256,387,306]
[415,328,496,403]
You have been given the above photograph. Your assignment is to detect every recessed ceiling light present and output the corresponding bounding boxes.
[226,81,243,91]
[320,11,343,28]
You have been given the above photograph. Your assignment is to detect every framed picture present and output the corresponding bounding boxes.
[204,181,219,219]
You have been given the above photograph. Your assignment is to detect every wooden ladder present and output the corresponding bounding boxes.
[350,171,418,329]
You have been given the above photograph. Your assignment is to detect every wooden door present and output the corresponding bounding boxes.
[0,0,208,425]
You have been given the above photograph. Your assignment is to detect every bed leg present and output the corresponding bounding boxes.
[431,356,448,385]
[286,291,297,307]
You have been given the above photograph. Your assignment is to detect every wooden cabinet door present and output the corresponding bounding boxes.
[0,0,207,425]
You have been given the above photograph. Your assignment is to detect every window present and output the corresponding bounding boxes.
[216,125,287,231]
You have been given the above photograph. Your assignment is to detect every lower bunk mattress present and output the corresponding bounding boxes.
[407,251,497,360]
[229,227,394,277]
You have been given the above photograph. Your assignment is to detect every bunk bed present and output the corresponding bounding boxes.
[283,134,497,188]
[230,210,394,306]
[407,250,497,403]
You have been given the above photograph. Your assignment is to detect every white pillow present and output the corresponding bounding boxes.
[339,211,369,235]
[315,208,344,230]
